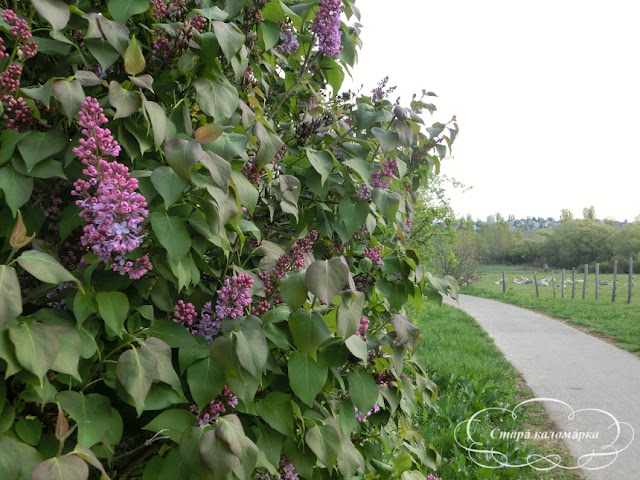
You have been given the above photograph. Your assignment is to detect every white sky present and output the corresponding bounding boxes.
[344,0,640,222]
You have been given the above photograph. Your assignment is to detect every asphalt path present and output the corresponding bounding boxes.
[443,294,639,480]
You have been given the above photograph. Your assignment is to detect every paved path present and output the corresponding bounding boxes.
[443,294,640,480]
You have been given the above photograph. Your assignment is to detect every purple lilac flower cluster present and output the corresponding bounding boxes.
[189,385,238,426]
[173,300,222,341]
[354,226,369,244]
[273,230,318,279]
[364,246,383,266]
[426,474,442,480]
[355,403,380,423]
[357,315,369,337]
[71,97,152,279]
[215,274,254,319]
[370,158,398,189]
[1,9,38,59]
[277,23,299,54]
[150,0,168,19]
[255,456,299,480]
[355,183,370,201]
[311,0,343,57]
[242,156,261,185]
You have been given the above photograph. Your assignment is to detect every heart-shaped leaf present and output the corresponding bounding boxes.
[305,259,350,305]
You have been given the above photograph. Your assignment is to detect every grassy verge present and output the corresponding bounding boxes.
[462,264,640,355]
[414,303,583,480]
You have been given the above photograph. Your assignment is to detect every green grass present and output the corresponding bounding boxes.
[414,303,583,480]
[462,265,640,355]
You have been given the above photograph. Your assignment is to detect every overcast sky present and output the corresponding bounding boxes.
[345,0,640,222]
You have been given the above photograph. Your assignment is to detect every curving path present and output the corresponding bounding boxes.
[443,294,640,480]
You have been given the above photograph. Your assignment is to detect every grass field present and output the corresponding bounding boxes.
[414,303,583,479]
[462,264,640,355]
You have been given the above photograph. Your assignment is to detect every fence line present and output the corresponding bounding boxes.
[496,257,634,303]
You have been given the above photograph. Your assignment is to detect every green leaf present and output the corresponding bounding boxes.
[0,265,22,328]
[279,269,308,310]
[17,250,79,287]
[31,0,70,30]
[151,166,188,209]
[16,131,66,172]
[96,291,129,337]
[260,21,280,50]
[16,418,42,446]
[187,357,224,409]
[371,127,400,155]
[150,213,192,262]
[0,167,33,216]
[143,409,197,444]
[338,199,370,238]
[288,352,327,406]
[336,291,364,339]
[305,259,350,305]
[306,148,334,185]
[142,98,167,149]
[305,423,340,469]
[288,309,331,359]
[391,314,421,351]
[0,435,21,479]
[117,345,157,415]
[97,14,130,54]
[337,430,365,477]
[0,330,21,378]
[144,337,182,394]
[148,318,198,348]
[31,455,88,480]
[234,328,267,379]
[71,445,111,480]
[205,132,248,160]
[52,79,84,121]
[74,71,103,87]
[85,38,120,70]
[109,81,141,118]
[57,391,113,448]
[211,21,245,61]
[108,0,150,24]
[255,392,293,436]
[9,321,59,384]
[256,425,284,470]
[230,170,258,214]
[345,335,368,367]
[49,325,82,381]
[253,121,283,168]
[348,371,378,414]
[179,426,212,477]
[192,77,239,125]
[124,35,146,75]
[164,138,204,180]
[372,187,401,220]
[0,130,27,166]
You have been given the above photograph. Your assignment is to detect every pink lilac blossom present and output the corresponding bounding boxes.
[355,183,370,201]
[193,301,222,341]
[0,64,22,94]
[150,0,168,19]
[151,36,171,64]
[364,246,383,266]
[354,226,369,244]
[370,158,397,189]
[173,300,198,328]
[426,475,442,480]
[215,274,254,319]
[189,385,238,426]
[2,96,34,131]
[190,14,207,33]
[242,156,262,185]
[357,315,369,337]
[310,0,343,57]
[71,97,151,279]
[355,403,380,423]
[277,23,299,54]
[0,38,8,59]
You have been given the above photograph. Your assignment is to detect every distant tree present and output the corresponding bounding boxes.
[603,217,619,228]
[583,205,596,221]
[612,223,640,261]
[559,208,573,221]
[432,220,479,285]
[542,219,614,267]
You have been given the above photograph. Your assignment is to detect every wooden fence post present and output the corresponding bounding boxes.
[502,271,506,294]
[561,269,565,299]
[571,267,576,299]
[551,270,556,297]
[629,257,634,304]
[595,263,599,300]
[582,264,588,300]
[533,271,539,298]
[612,260,618,302]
